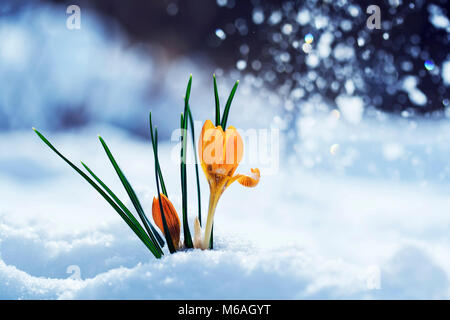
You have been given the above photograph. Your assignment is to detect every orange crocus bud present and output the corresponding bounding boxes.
[152,193,181,249]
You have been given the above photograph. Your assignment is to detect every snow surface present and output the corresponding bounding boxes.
[1,113,449,299]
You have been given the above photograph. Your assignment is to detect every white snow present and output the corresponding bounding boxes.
[1,110,450,299]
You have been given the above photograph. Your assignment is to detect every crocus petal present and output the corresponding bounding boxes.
[229,168,261,188]
[152,193,181,248]
[199,120,223,166]
[199,120,245,181]
[223,125,243,176]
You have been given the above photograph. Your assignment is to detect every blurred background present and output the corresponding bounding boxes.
[0,0,448,136]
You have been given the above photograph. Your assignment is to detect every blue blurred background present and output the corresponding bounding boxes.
[0,0,448,138]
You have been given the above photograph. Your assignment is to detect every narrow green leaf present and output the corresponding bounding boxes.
[185,74,192,104]
[213,74,220,126]
[187,107,202,226]
[98,136,165,252]
[220,80,239,130]
[149,113,175,251]
[81,162,156,248]
[180,75,193,248]
[32,128,162,258]
[149,112,167,197]
[154,128,176,253]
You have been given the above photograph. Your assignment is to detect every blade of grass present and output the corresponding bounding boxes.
[180,118,192,248]
[154,128,176,253]
[98,136,165,252]
[32,128,162,258]
[187,107,202,226]
[81,161,159,251]
[220,80,239,130]
[180,74,193,248]
[180,114,190,246]
[213,74,220,126]
[149,112,167,197]
[185,73,193,104]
